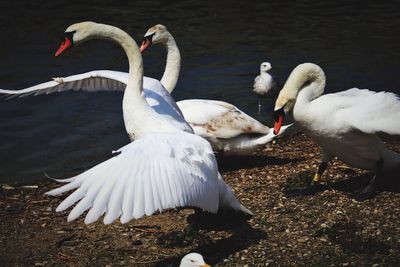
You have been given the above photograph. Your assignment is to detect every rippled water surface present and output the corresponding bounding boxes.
[0,0,399,183]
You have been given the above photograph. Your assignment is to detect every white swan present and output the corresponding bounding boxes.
[175,99,291,155]
[140,24,290,155]
[273,63,400,200]
[253,62,276,113]
[39,21,252,224]
[180,253,210,267]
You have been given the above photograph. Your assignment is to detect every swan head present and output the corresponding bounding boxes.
[260,62,272,72]
[273,63,326,134]
[140,24,170,52]
[55,21,99,56]
[180,253,210,267]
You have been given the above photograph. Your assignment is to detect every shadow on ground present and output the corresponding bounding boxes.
[218,154,304,172]
[154,212,266,266]
[283,170,400,199]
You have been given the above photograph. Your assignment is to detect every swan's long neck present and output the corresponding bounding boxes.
[296,77,325,107]
[89,24,178,139]
[160,33,181,93]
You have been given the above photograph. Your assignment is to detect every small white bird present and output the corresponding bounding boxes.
[273,63,400,200]
[180,253,210,267]
[253,62,276,113]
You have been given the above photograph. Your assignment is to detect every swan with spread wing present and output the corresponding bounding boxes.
[10,22,253,224]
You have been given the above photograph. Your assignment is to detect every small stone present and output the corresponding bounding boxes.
[2,184,14,190]
[297,238,308,243]
[21,185,38,189]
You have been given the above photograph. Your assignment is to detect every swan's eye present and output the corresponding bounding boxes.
[303,80,312,87]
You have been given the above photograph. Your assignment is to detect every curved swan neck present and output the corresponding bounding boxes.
[82,23,176,139]
[160,32,181,93]
[284,63,326,105]
[87,23,144,96]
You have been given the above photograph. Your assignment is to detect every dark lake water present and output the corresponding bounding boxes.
[0,0,399,183]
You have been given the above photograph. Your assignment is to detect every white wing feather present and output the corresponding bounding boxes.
[45,132,221,224]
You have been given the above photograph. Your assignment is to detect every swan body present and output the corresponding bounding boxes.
[274,63,400,199]
[180,253,210,267]
[38,21,253,224]
[177,99,291,155]
[141,25,289,154]
[253,62,275,96]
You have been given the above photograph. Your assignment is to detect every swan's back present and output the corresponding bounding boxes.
[143,77,192,133]
[308,88,400,135]
[177,99,269,139]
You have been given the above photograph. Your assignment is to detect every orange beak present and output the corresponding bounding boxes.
[273,108,285,135]
[140,37,152,53]
[55,36,72,57]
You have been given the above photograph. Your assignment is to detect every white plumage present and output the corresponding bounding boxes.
[46,132,251,224]
[180,253,210,267]
[274,63,400,199]
[253,62,276,113]
[177,99,291,155]
[253,62,275,96]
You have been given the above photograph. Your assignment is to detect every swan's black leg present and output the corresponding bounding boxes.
[215,150,224,161]
[311,161,328,185]
[351,159,383,201]
[284,161,329,196]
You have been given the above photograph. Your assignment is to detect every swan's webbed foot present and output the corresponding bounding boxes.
[351,175,378,201]
[351,159,382,201]
[351,183,376,201]
[284,181,328,197]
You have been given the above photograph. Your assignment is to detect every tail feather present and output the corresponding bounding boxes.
[217,173,253,215]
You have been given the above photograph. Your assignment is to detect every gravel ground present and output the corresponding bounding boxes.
[1,132,400,266]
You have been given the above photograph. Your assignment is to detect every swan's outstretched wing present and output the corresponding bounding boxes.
[315,88,400,135]
[0,70,128,99]
[177,99,270,139]
[0,70,190,132]
[46,132,220,224]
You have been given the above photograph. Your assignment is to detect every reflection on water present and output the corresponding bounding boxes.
[0,0,399,183]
